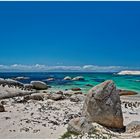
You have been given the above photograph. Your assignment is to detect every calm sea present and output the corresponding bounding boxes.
[0,72,140,93]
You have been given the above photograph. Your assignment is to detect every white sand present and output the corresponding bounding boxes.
[0,86,140,138]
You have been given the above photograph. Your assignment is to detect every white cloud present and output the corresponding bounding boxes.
[0,64,137,72]
[83,65,125,72]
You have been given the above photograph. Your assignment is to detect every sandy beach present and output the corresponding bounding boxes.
[0,82,140,139]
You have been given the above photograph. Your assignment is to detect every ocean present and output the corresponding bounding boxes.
[0,72,140,93]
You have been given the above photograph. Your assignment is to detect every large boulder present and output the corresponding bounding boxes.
[31,81,48,90]
[82,80,124,129]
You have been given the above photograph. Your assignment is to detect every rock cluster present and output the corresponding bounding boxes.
[68,80,125,137]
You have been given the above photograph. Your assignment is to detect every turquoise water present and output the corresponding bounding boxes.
[0,72,140,93]
[49,73,140,93]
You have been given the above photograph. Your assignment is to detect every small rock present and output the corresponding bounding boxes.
[64,76,72,80]
[72,76,84,81]
[24,84,33,89]
[48,93,64,101]
[46,78,55,81]
[74,92,83,95]
[56,91,63,95]
[85,84,93,87]
[20,127,30,132]
[70,94,85,102]
[0,104,5,112]
[5,117,10,120]
[71,88,81,91]
[126,121,140,133]
[68,117,95,134]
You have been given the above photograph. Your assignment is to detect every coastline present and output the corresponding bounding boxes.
[0,80,140,138]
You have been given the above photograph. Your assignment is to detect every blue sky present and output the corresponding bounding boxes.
[0,1,140,72]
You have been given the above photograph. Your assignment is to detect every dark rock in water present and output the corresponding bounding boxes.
[72,76,84,81]
[85,84,93,87]
[92,78,105,83]
[126,121,140,133]
[45,78,55,81]
[118,89,138,96]
[71,88,81,91]
[64,76,72,80]
[0,104,5,112]
[83,80,124,129]
[12,77,29,80]
[47,85,51,88]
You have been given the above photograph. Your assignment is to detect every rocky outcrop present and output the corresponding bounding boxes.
[82,80,124,129]
[31,81,48,90]
[72,76,84,81]
[0,78,23,87]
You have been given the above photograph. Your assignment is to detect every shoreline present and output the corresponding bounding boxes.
[0,79,140,138]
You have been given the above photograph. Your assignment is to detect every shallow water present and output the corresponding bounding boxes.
[0,72,140,93]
